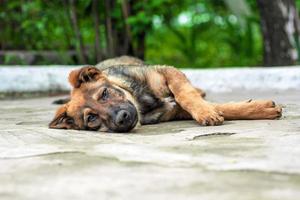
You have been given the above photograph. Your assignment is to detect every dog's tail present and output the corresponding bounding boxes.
[52,97,70,104]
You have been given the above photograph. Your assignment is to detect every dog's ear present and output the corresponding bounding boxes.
[49,105,74,129]
[69,66,102,88]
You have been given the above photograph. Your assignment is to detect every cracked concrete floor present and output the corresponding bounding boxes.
[0,90,300,200]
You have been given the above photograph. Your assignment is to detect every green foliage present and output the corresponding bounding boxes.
[4,54,26,65]
[0,0,300,67]
[146,0,262,67]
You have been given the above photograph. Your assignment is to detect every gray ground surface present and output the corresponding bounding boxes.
[0,90,299,200]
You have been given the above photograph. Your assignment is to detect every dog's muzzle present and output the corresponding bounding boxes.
[110,103,138,132]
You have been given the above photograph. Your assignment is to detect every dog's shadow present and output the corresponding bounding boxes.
[130,120,235,136]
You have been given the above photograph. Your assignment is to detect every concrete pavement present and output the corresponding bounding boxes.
[0,90,299,200]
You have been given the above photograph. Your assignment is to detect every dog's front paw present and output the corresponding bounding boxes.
[192,104,224,126]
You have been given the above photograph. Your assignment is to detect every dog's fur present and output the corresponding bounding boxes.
[49,56,282,133]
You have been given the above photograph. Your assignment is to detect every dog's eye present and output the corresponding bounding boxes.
[61,117,73,125]
[65,118,74,124]
[101,88,109,100]
[87,114,98,123]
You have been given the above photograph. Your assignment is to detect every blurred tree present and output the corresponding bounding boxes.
[103,0,150,59]
[104,0,115,57]
[1,0,299,67]
[92,0,103,62]
[224,0,252,27]
[146,0,263,67]
[257,0,300,66]
[67,0,87,63]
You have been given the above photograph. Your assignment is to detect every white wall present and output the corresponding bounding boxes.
[0,66,299,93]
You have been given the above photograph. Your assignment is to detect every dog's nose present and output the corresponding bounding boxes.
[111,106,138,133]
[115,110,130,126]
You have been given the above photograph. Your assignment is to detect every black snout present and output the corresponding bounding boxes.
[112,108,137,132]
[115,110,130,126]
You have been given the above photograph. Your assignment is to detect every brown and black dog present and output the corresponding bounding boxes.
[49,56,282,133]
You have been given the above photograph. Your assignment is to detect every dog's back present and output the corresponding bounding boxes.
[96,56,144,70]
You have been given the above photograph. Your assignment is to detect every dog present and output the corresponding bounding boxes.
[49,56,282,133]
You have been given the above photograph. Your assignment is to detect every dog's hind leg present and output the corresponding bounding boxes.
[214,100,282,120]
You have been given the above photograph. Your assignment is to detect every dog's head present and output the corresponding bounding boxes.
[49,66,138,133]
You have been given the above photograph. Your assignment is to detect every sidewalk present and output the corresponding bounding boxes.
[0,90,299,200]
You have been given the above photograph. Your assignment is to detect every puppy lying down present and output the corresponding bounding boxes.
[49,56,282,133]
